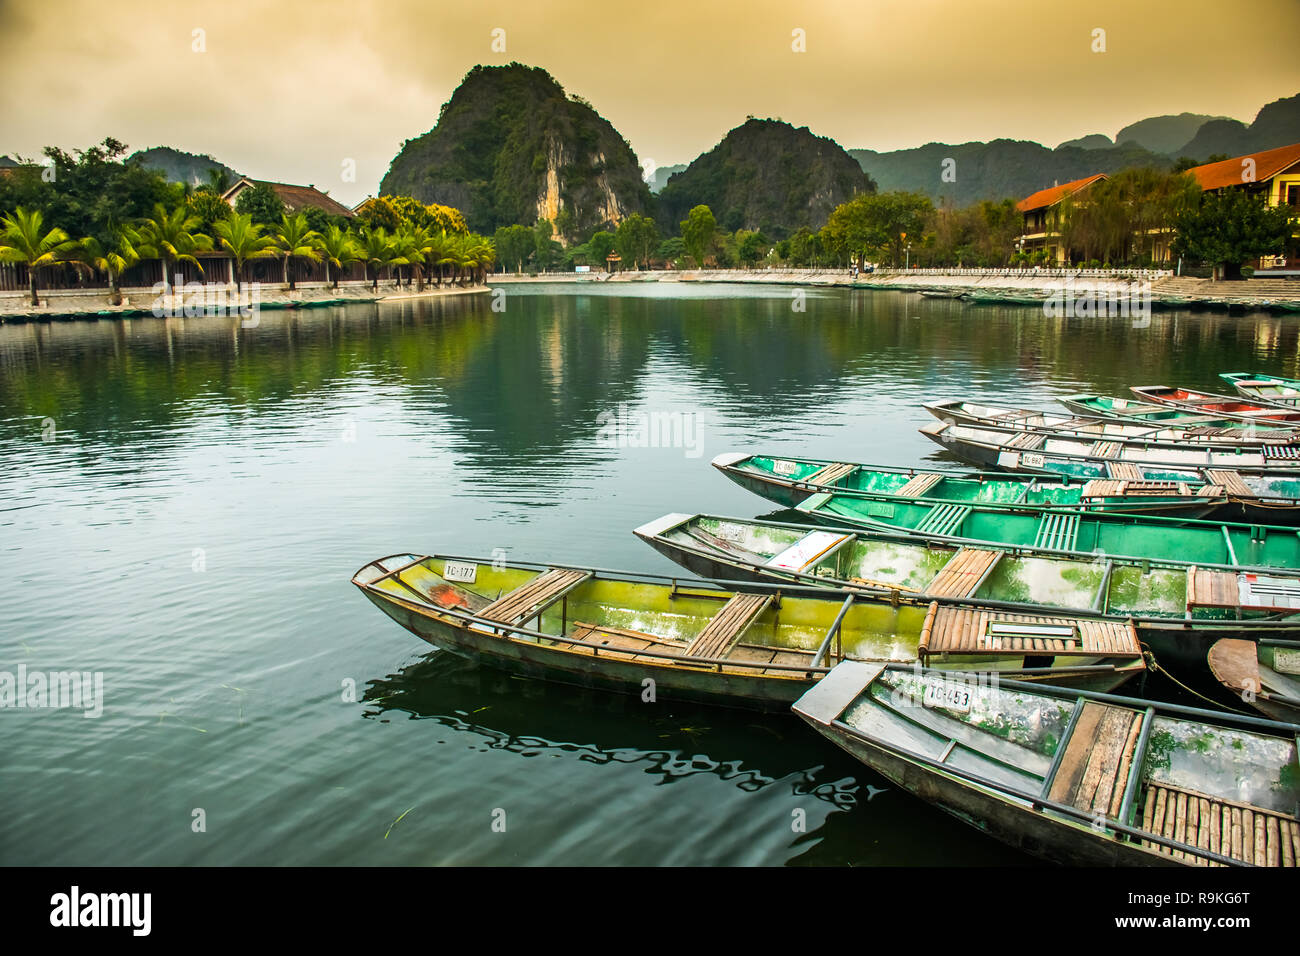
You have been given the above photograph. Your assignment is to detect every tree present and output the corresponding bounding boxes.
[79,225,142,304]
[736,230,768,268]
[680,205,716,266]
[234,183,286,226]
[0,208,80,306]
[136,203,213,295]
[358,227,398,290]
[273,213,322,290]
[213,213,277,292]
[824,192,932,268]
[316,225,360,289]
[587,230,617,270]
[492,224,534,273]
[533,219,561,271]
[656,237,687,266]
[616,214,659,270]
[1172,188,1294,279]
[187,189,233,237]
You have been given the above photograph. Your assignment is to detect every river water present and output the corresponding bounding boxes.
[2,282,1294,865]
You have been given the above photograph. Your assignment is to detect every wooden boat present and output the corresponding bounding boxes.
[793,486,1300,571]
[711,452,1235,517]
[636,511,1300,678]
[1132,385,1300,420]
[1220,372,1300,409]
[925,399,1295,445]
[793,661,1300,866]
[921,419,1300,481]
[1064,391,1300,426]
[351,553,1142,710]
[917,289,966,299]
[1208,638,1300,722]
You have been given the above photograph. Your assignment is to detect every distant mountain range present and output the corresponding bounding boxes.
[850,94,1300,204]
[648,164,685,194]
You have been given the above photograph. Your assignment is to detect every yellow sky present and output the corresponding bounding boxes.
[2,0,1297,206]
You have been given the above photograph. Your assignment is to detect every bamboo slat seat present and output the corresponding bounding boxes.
[803,462,856,487]
[683,592,773,659]
[1088,440,1123,459]
[1106,462,1143,480]
[895,472,944,498]
[1204,469,1254,497]
[1006,432,1045,450]
[925,548,1002,598]
[920,606,1139,656]
[1139,782,1299,866]
[479,568,590,625]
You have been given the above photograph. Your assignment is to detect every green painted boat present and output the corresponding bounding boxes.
[1208,637,1300,722]
[922,419,1300,480]
[710,452,1254,519]
[925,399,1297,444]
[635,511,1300,681]
[1062,391,1300,427]
[1221,372,1300,409]
[793,661,1300,866]
[794,485,1300,571]
[352,552,1146,710]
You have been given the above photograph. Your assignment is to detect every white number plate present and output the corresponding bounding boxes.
[773,459,798,476]
[1274,647,1300,676]
[923,681,972,713]
[443,561,477,583]
[1022,453,1045,468]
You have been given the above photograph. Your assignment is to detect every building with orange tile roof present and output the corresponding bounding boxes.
[1014,174,1107,265]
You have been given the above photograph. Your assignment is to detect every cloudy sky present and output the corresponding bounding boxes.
[1,0,1297,206]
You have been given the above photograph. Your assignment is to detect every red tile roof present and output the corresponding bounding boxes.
[222,178,355,218]
[1016,174,1107,212]
[1186,143,1300,192]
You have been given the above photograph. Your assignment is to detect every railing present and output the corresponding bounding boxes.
[868,267,1174,279]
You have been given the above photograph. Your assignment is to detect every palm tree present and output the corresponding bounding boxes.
[79,226,142,305]
[213,213,277,293]
[0,208,81,307]
[136,203,212,296]
[274,213,321,291]
[317,225,361,289]
[358,227,397,292]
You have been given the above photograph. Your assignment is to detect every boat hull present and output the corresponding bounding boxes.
[804,717,1181,866]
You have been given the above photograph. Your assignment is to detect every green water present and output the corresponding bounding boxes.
[3,282,1297,865]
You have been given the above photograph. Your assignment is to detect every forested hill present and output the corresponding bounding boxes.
[379,63,653,242]
[658,119,873,237]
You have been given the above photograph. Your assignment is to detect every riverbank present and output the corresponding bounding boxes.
[489,268,1300,312]
[0,280,490,322]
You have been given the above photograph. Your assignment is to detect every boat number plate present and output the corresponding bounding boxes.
[444,561,477,583]
[1022,453,1045,468]
[923,680,972,714]
[1275,647,1300,676]
[774,459,798,476]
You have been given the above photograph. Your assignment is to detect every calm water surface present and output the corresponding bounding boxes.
[3,283,1297,865]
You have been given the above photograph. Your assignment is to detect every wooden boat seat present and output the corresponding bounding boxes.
[766,530,853,571]
[1046,702,1145,819]
[1106,462,1143,480]
[1088,440,1123,459]
[1080,479,1190,499]
[1006,432,1045,450]
[1186,568,1238,609]
[479,568,591,625]
[1205,469,1255,497]
[925,548,1002,598]
[919,603,1140,656]
[1139,782,1299,866]
[895,472,944,498]
[1195,484,1226,498]
[802,461,856,487]
[684,592,773,659]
